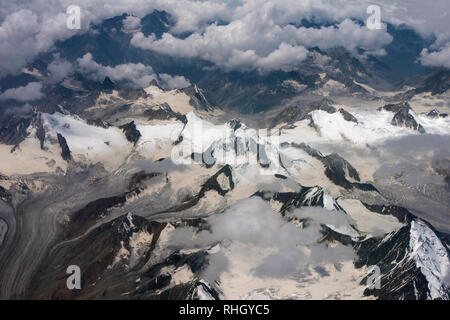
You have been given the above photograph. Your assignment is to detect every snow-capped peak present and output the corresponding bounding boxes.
[409,220,450,299]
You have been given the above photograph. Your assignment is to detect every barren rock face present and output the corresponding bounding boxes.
[391,107,425,133]
[119,121,142,145]
[339,108,358,123]
[57,133,72,161]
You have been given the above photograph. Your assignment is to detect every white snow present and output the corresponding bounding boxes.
[0,127,67,175]
[409,220,450,299]
[143,85,194,114]
[196,281,216,300]
[279,108,450,147]
[42,112,131,170]
[338,199,403,236]
[135,121,184,159]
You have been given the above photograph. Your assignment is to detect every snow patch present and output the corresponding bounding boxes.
[409,220,450,299]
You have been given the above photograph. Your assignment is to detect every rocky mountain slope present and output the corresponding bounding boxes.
[0,77,449,300]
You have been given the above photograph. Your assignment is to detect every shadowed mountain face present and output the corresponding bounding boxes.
[379,102,425,133]
[0,4,450,301]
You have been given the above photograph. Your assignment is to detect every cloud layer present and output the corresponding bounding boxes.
[421,45,450,69]
[0,82,43,101]
[77,53,157,88]
[76,53,190,89]
[131,15,392,72]
[0,0,449,78]
[169,197,355,280]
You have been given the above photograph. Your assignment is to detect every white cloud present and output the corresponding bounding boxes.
[0,82,44,101]
[420,45,450,69]
[0,9,70,77]
[159,73,191,89]
[256,43,309,72]
[47,55,74,83]
[131,16,392,72]
[122,15,141,32]
[1,103,33,115]
[370,0,450,39]
[208,198,319,247]
[168,197,355,280]
[0,1,160,77]
[77,52,157,87]
[0,0,449,74]
[369,0,450,68]
[76,52,190,88]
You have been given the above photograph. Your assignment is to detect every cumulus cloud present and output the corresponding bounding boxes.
[253,243,354,278]
[47,55,74,83]
[369,0,450,68]
[76,52,190,88]
[1,103,33,115]
[77,52,157,87]
[256,43,309,72]
[253,247,305,278]
[0,0,162,77]
[0,9,71,77]
[0,82,44,101]
[1,0,449,75]
[122,15,141,32]
[158,73,191,89]
[371,0,450,39]
[131,16,392,72]
[0,0,394,75]
[420,45,450,69]
[208,198,319,247]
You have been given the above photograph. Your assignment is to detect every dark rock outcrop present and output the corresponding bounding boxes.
[271,98,336,127]
[379,102,425,133]
[86,119,110,128]
[119,121,141,145]
[379,101,411,113]
[291,143,377,191]
[27,212,168,299]
[35,115,46,150]
[354,220,450,300]
[57,133,71,161]
[101,76,115,92]
[355,225,429,300]
[254,186,344,215]
[226,119,243,131]
[362,203,414,223]
[148,79,161,89]
[143,103,187,124]
[0,186,12,203]
[426,108,448,119]
[182,85,215,112]
[0,113,32,146]
[427,109,441,118]
[391,107,425,133]
[160,165,234,213]
[339,108,358,123]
